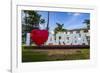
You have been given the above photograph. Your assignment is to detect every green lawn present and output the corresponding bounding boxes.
[22,47,90,62]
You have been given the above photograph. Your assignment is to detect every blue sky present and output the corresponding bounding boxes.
[38,11,90,31]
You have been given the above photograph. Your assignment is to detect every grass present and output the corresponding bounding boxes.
[22,51,48,62]
[22,47,90,62]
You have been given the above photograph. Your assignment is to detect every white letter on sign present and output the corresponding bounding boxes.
[26,33,30,46]
[80,31,88,45]
[56,32,65,45]
[46,34,55,45]
[71,31,80,45]
[64,32,72,45]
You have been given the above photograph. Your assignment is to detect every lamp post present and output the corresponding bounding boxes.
[47,11,49,30]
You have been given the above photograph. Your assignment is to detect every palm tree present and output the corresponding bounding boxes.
[23,10,45,32]
[54,23,67,34]
[83,19,90,29]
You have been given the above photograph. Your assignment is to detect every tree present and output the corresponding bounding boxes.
[54,23,67,34]
[83,19,90,29]
[23,10,45,32]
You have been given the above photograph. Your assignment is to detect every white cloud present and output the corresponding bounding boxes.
[73,13,81,16]
[67,12,80,16]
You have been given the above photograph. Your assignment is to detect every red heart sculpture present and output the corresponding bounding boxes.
[30,29,49,46]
